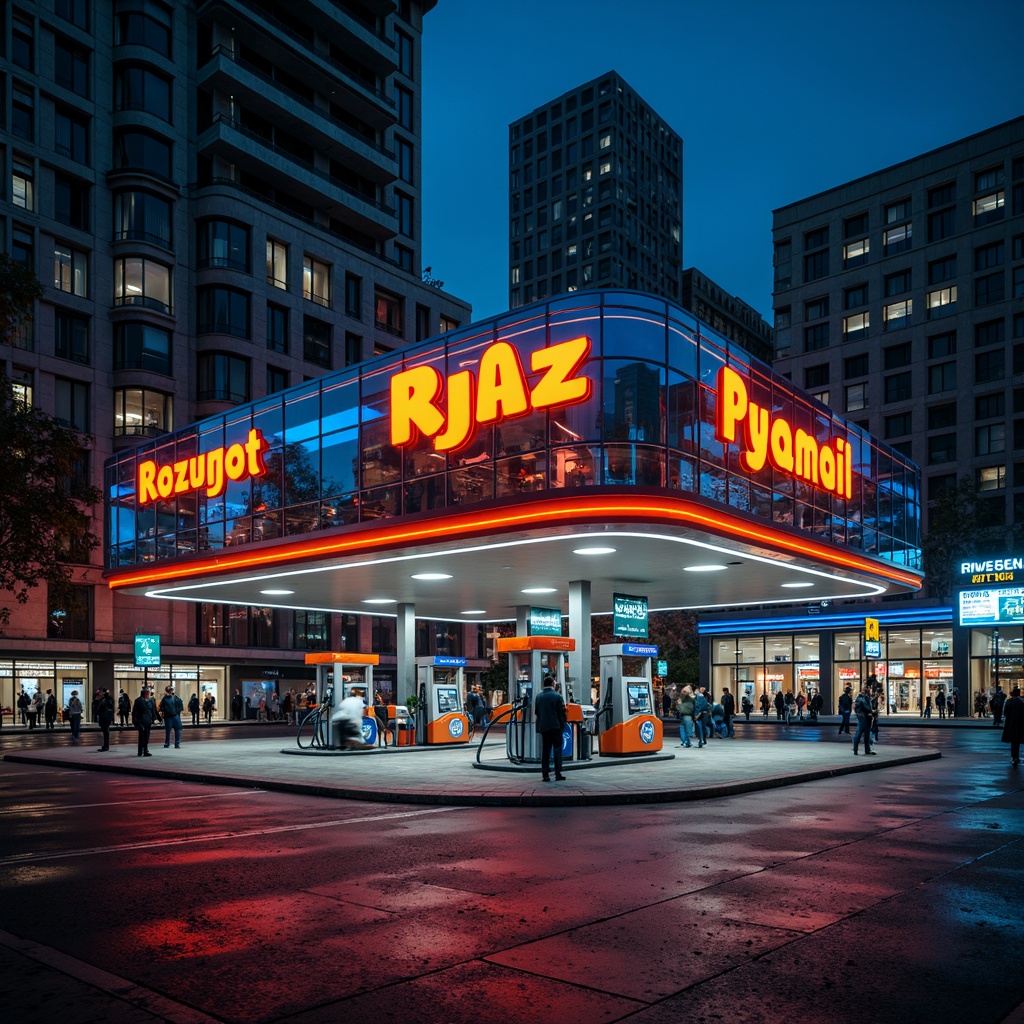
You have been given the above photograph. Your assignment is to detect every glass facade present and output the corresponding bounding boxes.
[106,291,921,575]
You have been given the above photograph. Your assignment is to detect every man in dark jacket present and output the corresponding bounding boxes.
[721,687,735,736]
[1001,686,1023,766]
[95,689,115,752]
[132,687,159,757]
[837,686,853,734]
[535,676,567,782]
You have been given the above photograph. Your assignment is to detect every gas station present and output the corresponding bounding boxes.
[104,290,924,769]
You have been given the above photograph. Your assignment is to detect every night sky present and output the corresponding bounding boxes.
[421,0,1023,323]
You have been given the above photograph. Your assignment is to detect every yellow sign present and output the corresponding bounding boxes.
[865,617,880,642]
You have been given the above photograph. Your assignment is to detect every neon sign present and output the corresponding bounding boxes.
[390,336,592,452]
[715,366,854,499]
[137,428,269,505]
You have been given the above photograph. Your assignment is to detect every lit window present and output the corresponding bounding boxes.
[113,257,172,313]
[845,382,868,412]
[599,134,611,149]
[266,240,287,287]
[883,223,912,254]
[12,166,34,210]
[977,466,1006,491]
[54,245,88,296]
[599,160,611,175]
[843,237,869,266]
[842,312,870,340]
[926,286,957,317]
[303,256,331,307]
[883,299,912,330]
[973,191,1005,225]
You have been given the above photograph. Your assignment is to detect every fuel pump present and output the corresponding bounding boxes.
[414,655,470,745]
[303,652,380,748]
[597,642,663,755]
[495,636,580,762]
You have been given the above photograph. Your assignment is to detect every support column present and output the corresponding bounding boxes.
[396,602,416,706]
[568,580,591,704]
[515,605,530,635]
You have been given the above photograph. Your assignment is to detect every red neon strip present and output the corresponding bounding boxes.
[108,493,922,591]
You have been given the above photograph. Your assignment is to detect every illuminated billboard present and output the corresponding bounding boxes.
[958,587,1024,626]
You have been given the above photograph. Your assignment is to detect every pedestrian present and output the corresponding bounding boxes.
[852,687,875,755]
[922,694,932,718]
[269,691,280,722]
[160,685,183,748]
[332,687,370,749]
[95,688,115,751]
[1001,686,1024,766]
[936,689,947,718]
[231,689,243,720]
[44,689,58,730]
[67,690,84,742]
[949,689,960,717]
[741,694,753,721]
[471,684,487,728]
[203,693,215,724]
[721,686,735,736]
[28,689,43,729]
[535,675,567,781]
[118,689,131,727]
[675,686,695,747]
[132,686,159,757]
[809,691,823,722]
[17,689,30,725]
[282,689,294,726]
[837,686,853,734]
[796,691,806,720]
[773,690,785,720]
[991,685,1006,727]
[759,692,770,717]
[188,691,200,726]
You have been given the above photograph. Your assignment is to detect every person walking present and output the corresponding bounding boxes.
[837,686,853,734]
[795,691,806,720]
[44,689,58,730]
[852,687,876,755]
[118,689,131,727]
[759,691,770,717]
[187,691,200,726]
[202,693,215,724]
[721,686,735,737]
[66,690,84,743]
[922,694,932,718]
[676,686,695,747]
[95,688,115,751]
[160,685,183,748]
[991,685,1006,728]
[132,686,159,757]
[741,694,753,721]
[535,675,567,781]
[809,691,823,722]
[1001,686,1024,766]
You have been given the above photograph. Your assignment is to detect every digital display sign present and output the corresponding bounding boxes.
[627,684,651,713]
[959,587,1024,626]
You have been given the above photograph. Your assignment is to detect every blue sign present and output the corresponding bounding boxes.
[448,716,465,738]
[639,720,655,745]
[656,660,668,676]
[134,634,161,667]
[623,642,658,657]
[434,656,466,667]
[864,640,881,658]
[530,606,563,637]
[361,716,378,745]
[561,725,573,758]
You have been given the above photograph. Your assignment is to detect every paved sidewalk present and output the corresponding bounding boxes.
[3,729,939,806]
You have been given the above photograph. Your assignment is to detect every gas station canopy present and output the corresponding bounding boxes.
[105,291,923,619]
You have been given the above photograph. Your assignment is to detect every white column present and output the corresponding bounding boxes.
[396,602,416,705]
[568,580,592,704]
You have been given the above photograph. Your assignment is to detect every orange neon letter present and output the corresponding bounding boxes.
[476,342,529,425]
[530,336,592,410]
[390,364,446,446]
[716,366,747,443]
[434,371,475,452]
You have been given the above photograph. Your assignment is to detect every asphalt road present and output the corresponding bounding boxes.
[1,724,1022,1024]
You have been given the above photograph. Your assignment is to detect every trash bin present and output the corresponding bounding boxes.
[578,704,597,760]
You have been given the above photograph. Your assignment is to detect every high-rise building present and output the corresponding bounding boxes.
[1,0,472,709]
[772,117,1024,568]
[508,71,684,309]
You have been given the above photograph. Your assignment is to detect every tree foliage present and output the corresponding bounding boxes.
[0,254,42,343]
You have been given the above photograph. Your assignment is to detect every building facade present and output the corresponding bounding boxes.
[1,0,473,715]
[508,71,684,310]
[771,117,1024,551]
[681,268,774,364]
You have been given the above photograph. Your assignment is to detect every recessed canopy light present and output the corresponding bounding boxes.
[683,564,727,572]
[411,572,453,580]
[260,589,294,595]
[461,609,487,615]
[362,598,396,605]
[573,546,617,555]
[521,587,557,594]
[781,582,814,588]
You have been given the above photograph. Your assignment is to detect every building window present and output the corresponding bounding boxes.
[115,129,172,179]
[929,182,956,208]
[293,611,329,651]
[975,241,1005,271]
[842,238,869,267]
[113,388,171,436]
[375,290,403,336]
[928,207,955,242]
[114,323,172,374]
[883,342,912,370]
[54,245,88,297]
[927,362,956,394]
[54,39,89,95]
[396,84,413,130]
[805,295,829,320]
[975,272,1005,306]
[977,466,1006,491]
[975,392,1005,419]
[885,270,911,296]
[56,0,90,30]
[397,137,413,184]
[303,316,332,368]
[927,434,957,464]
[976,320,1005,347]
[927,403,956,430]
[975,350,1004,384]
[198,220,249,271]
[803,250,829,281]
[197,287,250,339]
[974,191,1005,226]
[844,283,868,308]
[804,226,829,249]
[976,424,1005,456]
[13,86,34,141]
[884,412,912,438]
[257,242,285,295]
[394,244,414,272]
[55,377,89,432]
[804,364,829,389]
[345,332,362,366]
[345,274,362,318]
[113,257,172,313]
[303,256,331,307]
[928,332,956,359]
[884,372,912,403]
[197,353,249,403]
[267,366,288,395]
[842,312,869,341]
[1014,266,1024,300]
[13,163,35,211]
[115,65,172,122]
[48,585,92,641]
[803,323,829,352]
[928,255,957,284]
[926,285,957,318]
[115,9,171,56]
[114,190,170,245]
[55,310,89,364]
[844,354,868,378]
[883,223,912,255]
[883,299,912,330]
[845,383,868,412]
[267,303,289,354]
[396,192,414,238]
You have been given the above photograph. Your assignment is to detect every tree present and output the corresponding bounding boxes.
[0,258,101,629]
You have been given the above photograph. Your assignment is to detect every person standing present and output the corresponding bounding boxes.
[852,687,875,755]
[66,690,84,743]
[759,691,770,717]
[187,691,200,726]
[693,686,710,747]
[795,691,806,720]
[535,675,567,781]
[28,689,43,729]
[809,691,823,722]
[202,693,215,724]
[160,685,183,748]
[773,690,785,720]
[676,686,695,747]
[922,694,932,718]
[17,690,30,725]
[118,689,131,728]
[132,686,159,756]
[991,685,1006,728]
[837,686,853,734]
[44,689,58,730]
[721,686,735,737]
[95,688,115,751]
[741,694,753,721]
[281,689,294,726]
[231,689,243,720]
[1001,686,1024,766]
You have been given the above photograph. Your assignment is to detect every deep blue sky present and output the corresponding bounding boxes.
[421,0,1023,323]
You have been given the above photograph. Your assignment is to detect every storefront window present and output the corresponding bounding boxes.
[969,626,1024,710]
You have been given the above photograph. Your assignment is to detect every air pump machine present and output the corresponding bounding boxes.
[303,651,380,747]
[496,635,581,762]
[597,642,663,754]
[414,655,470,745]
